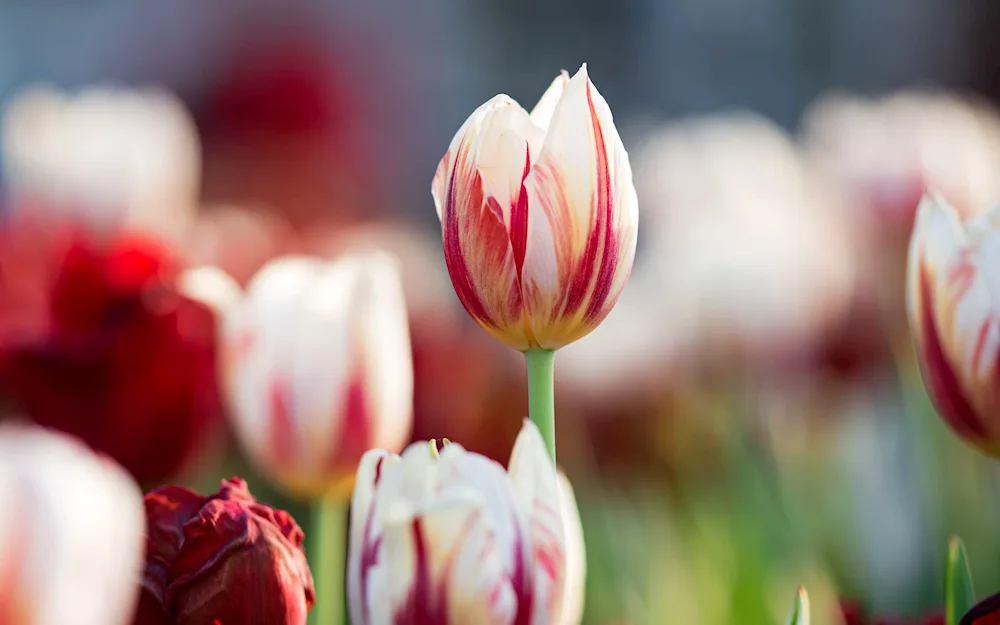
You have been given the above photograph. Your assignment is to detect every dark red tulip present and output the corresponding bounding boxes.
[0,220,220,485]
[962,592,1000,625]
[136,477,315,625]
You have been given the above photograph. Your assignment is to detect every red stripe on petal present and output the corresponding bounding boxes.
[510,145,532,284]
[360,487,383,625]
[582,79,619,322]
[393,518,450,625]
[443,141,496,328]
[269,378,297,468]
[918,265,989,439]
[973,317,995,374]
[327,365,372,473]
[511,518,534,625]
[562,79,618,320]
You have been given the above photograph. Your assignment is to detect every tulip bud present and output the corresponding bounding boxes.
[906,192,1000,455]
[347,420,585,625]
[223,251,413,498]
[136,477,315,625]
[0,423,145,625]
[432,64,638,351]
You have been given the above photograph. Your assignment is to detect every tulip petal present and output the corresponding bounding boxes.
[177,266,243,321]
[349,449,402,625]
[432,96,531,350]
[521,64,639,349]
[529,71,570,131]
[348,252,414,474]
[555,471,586,625]
[507,420,566,623]
[224,257,325,472]
[907,193,1000,450]
[372,495,516,625]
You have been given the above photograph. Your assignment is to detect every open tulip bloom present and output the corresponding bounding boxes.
[432,64,638,461]
[907,192,1000,456]
[347,420,585,625]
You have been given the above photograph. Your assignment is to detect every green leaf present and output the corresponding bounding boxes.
[785,586,809,625]
[946,536,975,625]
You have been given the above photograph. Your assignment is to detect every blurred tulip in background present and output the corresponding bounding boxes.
[629,112,856,372]
[906,193,1000,456]
[347,420,581,625]
[218,251,413,499]
[1,85,200,244]
[135,477,314,625]
[0,223,222,486]
[0,423,145,625]
[432,65,638,351]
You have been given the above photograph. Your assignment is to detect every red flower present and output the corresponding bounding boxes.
[0,221,220,485]
[962,592,1000,625]
[135,477,315,625]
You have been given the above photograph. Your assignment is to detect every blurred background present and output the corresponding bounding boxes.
[2,1,1000,623]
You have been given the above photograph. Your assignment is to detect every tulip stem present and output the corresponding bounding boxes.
[309,494,348,625]
[525,349,557,462]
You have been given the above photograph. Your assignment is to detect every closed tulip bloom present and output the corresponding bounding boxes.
[223,251,413,498]
[134,477,314,625]
[0,424,145,625]
[347,420,584,625]
[906,192,1000,455]
[432,64,638,351]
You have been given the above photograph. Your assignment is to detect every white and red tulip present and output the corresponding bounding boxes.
[1,85,200,243]
[432,65,638,351]
[220,251,413,498]
[0,424,145,625]
[347,420,585,625]
[907,192,1000,455]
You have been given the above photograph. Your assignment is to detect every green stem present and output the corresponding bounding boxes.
[308,494,348,625]
[525,349,557,463]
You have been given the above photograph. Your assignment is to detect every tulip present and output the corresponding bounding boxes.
[962,592,1000,625]
[347,419,585,625]
[1,85,200,243]
[0,223,221,486]
[221,251,413,499]
[906,192,1000,455]
[431,64,638,352]
[0,423,145,625]
[135,477,314,625]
